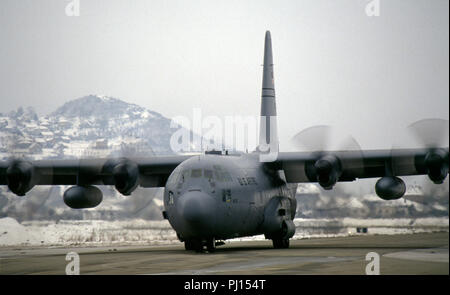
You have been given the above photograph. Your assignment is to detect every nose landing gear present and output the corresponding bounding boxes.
[272,238,290,249]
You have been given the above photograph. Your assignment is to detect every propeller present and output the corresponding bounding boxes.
[291,125,331,152]
[100,138,161,218]
[291,125,363,152]
[0,111,57,221]
[82,137,153,193]
[290,125,364,190]
[2,121,53,197]
[408,118,449,149]
[391,118,449,183]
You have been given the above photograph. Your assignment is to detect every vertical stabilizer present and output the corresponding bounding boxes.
[258,31,279,161]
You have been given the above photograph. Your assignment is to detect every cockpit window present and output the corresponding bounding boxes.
[178,169,218,182]
[222,171,232,182]
[204,169,213,180]
[178,170,189,184]
[213,165,232,182]
[191,169,202,178]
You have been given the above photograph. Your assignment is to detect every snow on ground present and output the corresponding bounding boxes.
[0,218,41,246]
[0,218,178,247]
[291,217,449,239]
[230,217,449,242]
[0,217,448,247]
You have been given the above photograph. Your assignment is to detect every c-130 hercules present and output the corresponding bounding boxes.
[0,31,448,252]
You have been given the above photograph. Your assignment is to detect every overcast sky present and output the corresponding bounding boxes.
[0,0,448,151]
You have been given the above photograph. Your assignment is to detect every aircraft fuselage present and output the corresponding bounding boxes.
[163,152,297,249]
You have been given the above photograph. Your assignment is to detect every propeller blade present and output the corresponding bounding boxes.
[391,118,449,177]
[290,125,332,152]
[290,125,364,189]
[408,118,449,148]
[290,125,362,153]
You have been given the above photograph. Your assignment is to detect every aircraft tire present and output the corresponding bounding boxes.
[206,238,216,253]
[185,239,203,251]
[194,240,204,252]
[272,238,290,249]
[184,240,195,250]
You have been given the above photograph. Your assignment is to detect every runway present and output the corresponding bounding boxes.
[0,232,448,275]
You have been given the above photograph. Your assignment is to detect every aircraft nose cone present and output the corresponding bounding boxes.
[178,191,215,227]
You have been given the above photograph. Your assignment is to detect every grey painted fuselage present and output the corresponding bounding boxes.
[163,152,297,242]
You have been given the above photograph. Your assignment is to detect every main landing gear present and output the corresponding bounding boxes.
[184,238,219,252]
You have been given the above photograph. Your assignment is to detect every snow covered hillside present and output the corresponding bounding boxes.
[0,94,193,159]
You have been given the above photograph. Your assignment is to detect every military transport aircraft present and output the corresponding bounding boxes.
[0,31,448,252]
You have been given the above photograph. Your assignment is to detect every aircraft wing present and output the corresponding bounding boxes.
[0,155,192,196]
[267,148,449,188]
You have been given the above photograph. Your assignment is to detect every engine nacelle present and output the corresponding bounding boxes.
[375,176,406,200]
[262,197,296,240]
[424,149,448,184]
[63,185,103,209]
[6,161,36,196]
[314,155,342,190]
[112,159,139,195]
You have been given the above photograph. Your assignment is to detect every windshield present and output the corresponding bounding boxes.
[177,167,232,183]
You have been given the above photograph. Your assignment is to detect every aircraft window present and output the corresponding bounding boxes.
[213,165,224,181]
[204,169,213,180]
[179,170,189,183]
[222,171,232,182]
[168,191,174,205]
[214,170,223,181]
[213,165,232,182]
[247,177,257,185]
[191,169,202,178]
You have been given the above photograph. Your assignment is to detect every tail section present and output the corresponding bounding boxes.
[258,31,279,161]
